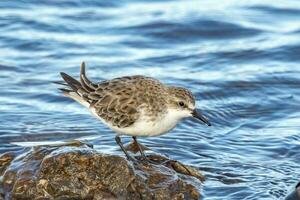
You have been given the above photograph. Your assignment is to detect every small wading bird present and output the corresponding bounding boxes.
[56,62,211,161]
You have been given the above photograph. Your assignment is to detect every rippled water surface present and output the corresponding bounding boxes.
[1,0,300,199]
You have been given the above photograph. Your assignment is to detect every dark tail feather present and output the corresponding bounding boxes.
[57,72,92,108]
[60,72,82,92]
[53,79,77,94]
[80,62,97,91]
[52,81,68,86]
[58,88,73,93]
[56,62,97,106]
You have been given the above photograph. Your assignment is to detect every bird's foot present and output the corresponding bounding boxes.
[135,155,159,165]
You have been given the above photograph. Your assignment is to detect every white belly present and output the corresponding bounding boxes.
[114,113,180,137]
[91,108,183,137]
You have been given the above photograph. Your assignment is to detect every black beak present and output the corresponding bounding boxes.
[192,109,211,126]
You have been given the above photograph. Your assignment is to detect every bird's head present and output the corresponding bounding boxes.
[167,86,211,126]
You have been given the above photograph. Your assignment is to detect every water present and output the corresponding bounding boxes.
[0,0,300,199]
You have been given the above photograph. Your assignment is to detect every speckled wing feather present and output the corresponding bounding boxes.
[90,75,168,128]
[59,62,168,128]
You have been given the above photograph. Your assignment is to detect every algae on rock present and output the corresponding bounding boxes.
[0,140,204,200]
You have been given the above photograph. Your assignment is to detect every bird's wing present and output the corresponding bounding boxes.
[91,77,142,128]
[58,62,164,128]
[92,75,166,128]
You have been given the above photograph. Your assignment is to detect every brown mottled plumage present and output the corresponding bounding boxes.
[92,75,169,128]
[57,62,210,160]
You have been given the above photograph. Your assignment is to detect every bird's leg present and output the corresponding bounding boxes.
[132,136,147,159]
[115,136,134,161]
[132,136,159,165]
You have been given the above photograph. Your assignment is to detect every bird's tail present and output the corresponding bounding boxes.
[55,62,97,108]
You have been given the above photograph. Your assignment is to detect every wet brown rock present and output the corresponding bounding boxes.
[0,141,204,200]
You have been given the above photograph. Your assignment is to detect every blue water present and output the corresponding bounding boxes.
[1,0,300,199]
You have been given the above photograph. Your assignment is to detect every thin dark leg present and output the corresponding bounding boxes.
[115,136,133,160]
[132,136,147,159]
[132,136,158,165]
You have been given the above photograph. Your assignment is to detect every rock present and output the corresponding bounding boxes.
[0,140,204,200]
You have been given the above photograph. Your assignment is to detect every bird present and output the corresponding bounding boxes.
[56,62,211,161]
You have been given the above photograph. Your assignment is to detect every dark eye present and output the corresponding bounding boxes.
[179,101,185,107]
